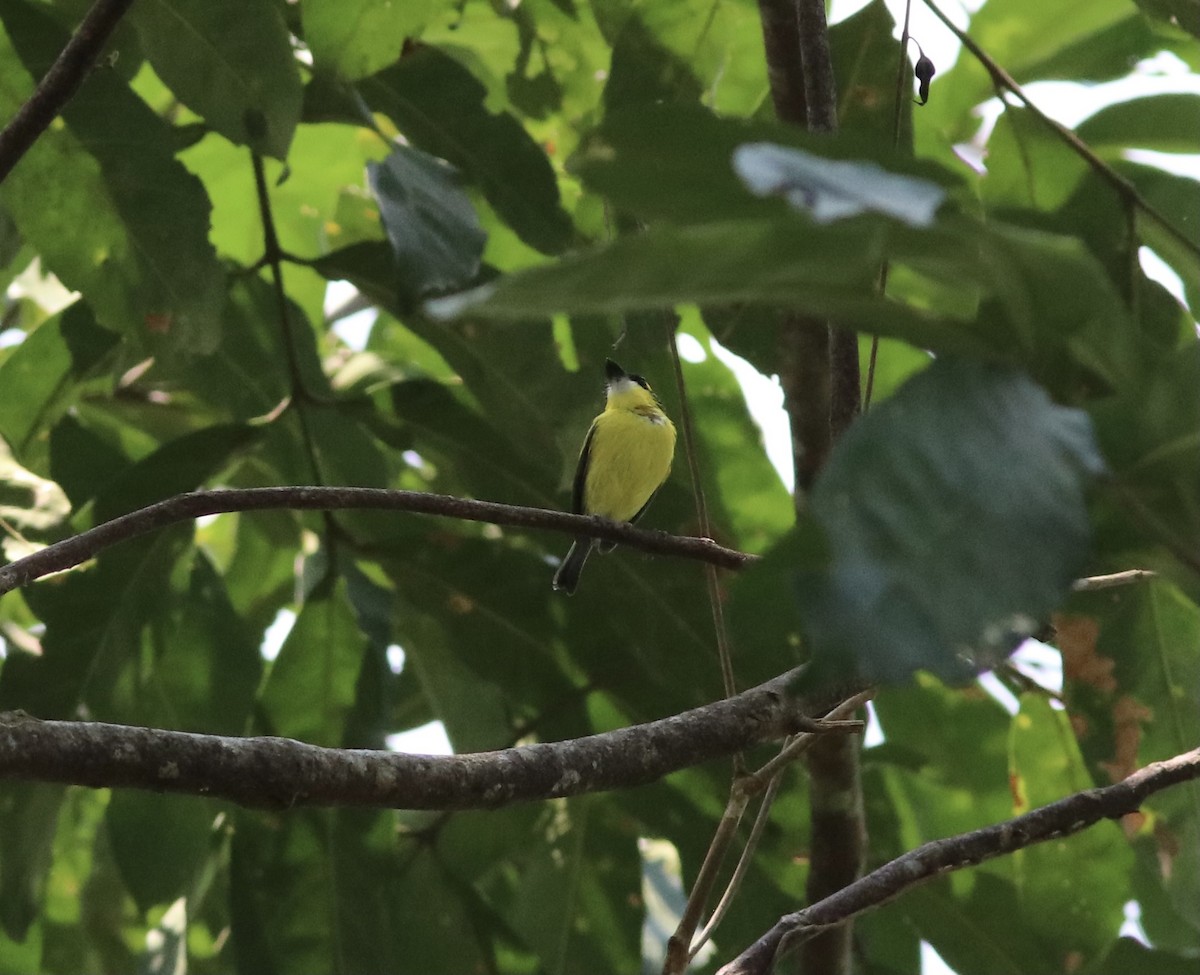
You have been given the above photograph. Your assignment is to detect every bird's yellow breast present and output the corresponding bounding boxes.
[582,407,676,522]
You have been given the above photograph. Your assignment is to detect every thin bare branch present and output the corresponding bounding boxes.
[719,747,1200,975]
[690,691,872,960]
[0,486,754,595]
[0,0,136,185]
[0,667,850,812]
[920,0,1200,265]
[1071,569,1155,592]
[667,328,739,703]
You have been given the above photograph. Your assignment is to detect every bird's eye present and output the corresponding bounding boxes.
[631,374,650,390]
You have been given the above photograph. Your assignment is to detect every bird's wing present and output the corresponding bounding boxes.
[571,420,598,514]
[629,489,660,525]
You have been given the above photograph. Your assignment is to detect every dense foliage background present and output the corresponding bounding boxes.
[0,0,1198,971]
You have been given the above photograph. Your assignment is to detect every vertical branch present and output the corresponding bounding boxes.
[753,2,867,973]
[756,0,807,126]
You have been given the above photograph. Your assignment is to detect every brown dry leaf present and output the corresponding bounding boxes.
[1054,613,1117,692]
[1099,695,1153,783]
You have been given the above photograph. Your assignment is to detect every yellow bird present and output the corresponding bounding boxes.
[553,359,677,595]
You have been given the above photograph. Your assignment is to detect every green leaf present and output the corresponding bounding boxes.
[1134,0,1200,40]
[360,46,572,254]
[983,107,1089,211]
[106,793,218,913]
[926,0,1132,139]
[0,1,225,357]
[1008,695,1133,966]
[426,216,987,354]
[507,799,641,973]
[1076,94,1200,155]
[259,580,365,747]
[0,783,65,941]
[830,0,911,145]
[303,0,447,80]
[367,145,487,300]
[129,0,302,158]
[797,358,1105,685]
[1014,12,1200,83]
[1062,579,1200,942]
[0,303,118,464]
[1097,938,1200,974]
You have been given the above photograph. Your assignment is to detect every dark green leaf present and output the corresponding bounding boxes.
[1008,695,1133,965]
[0,1,225,356]
[798,358,1104,685]
[1076,94,1200,154]
[303,0,446,80]
[259,580,365,747]
[367,146,486,300]
[106,793,218,913]
[0,303,117,464]
[1134,0,1200,40]
[129,0,302,158]
[361,46,572,254]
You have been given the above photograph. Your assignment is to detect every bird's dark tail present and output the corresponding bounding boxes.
[552,539,592,595]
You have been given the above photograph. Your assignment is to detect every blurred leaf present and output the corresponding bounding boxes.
[831,0,911,145]
[1008,694,1133,967]
[259,579,365,747]
[1061,579,1200,943]
[1097,938,1200,973]
[1076,94,1200,155]
[901,874,1059,974]
[796,358,1104,686]
[927,0,1132,139]
[1091,344,1200,554]
[129,0,302,158]
[361,45,573,254]
[507,799,641,973]
[1134,0,1200,39]
[984,107,1089,211]
[303,0,446,81]
[230,811,333,974]
[0,783,64,941]
[367,146,486,301]
[106,794,217,913]
[573,102,962,227]
[734,143,947,226]
[0,303,117,463]
[0,440,69,539]
[0,1,224,356]
[1016,12,1200,82]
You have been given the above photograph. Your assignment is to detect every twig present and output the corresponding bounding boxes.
[666,328,739,703]
[0,486,755,595]
[1071,569,1155,591]
[0,667,850,812]
[719,746,1200,975]
[662,691,868,975]
[0,0,136,185]
[920,0,1200,265]
[689,690,873,960]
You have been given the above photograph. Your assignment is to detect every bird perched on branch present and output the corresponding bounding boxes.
[553,359,677,595]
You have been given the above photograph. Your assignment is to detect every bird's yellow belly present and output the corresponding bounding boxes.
[583,410,675,522]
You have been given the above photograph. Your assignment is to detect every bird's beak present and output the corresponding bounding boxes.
[605,359,626,381]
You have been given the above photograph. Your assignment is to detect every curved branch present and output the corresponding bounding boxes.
[0,486,755,595]
[719,746,1200,975]
[0,0,136,185]
[920,0,1200,265]
[0,671,863,811]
